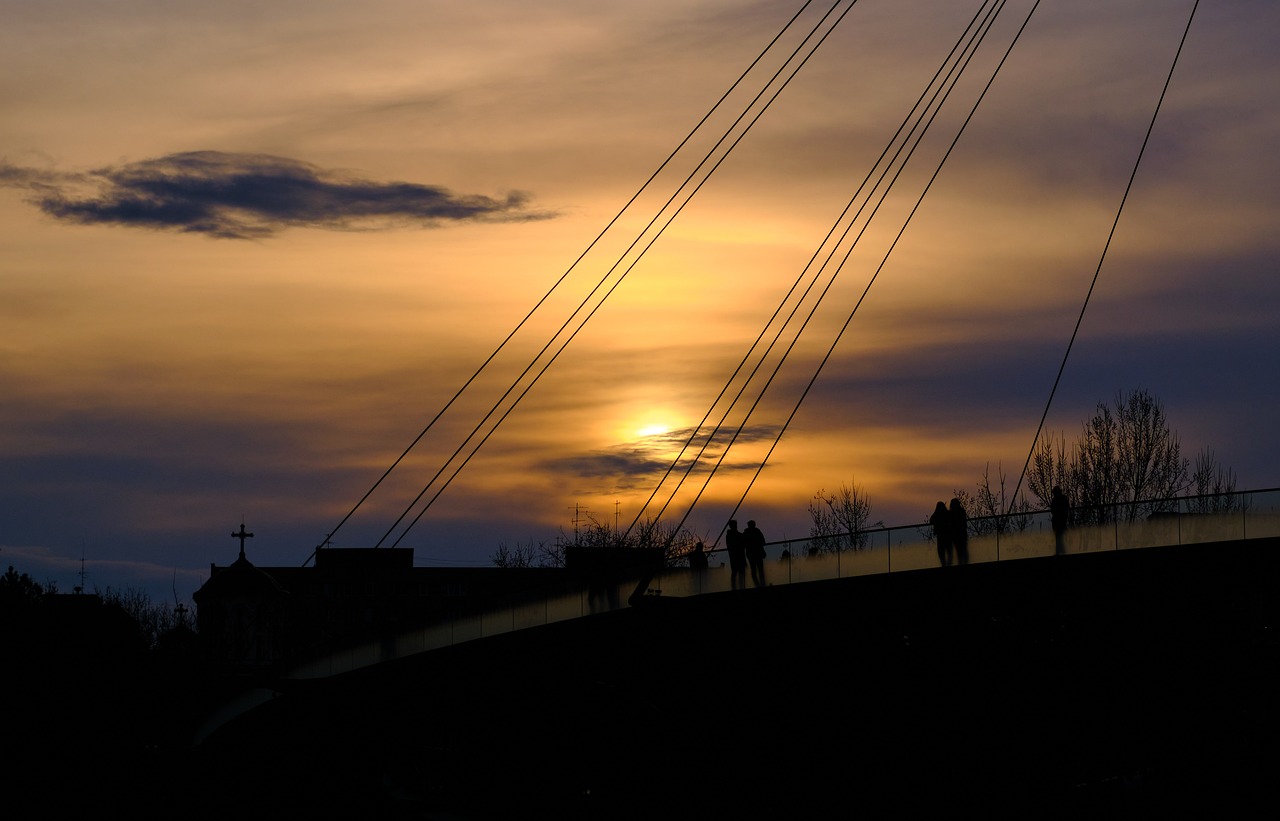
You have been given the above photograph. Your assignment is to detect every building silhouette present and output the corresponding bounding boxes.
[194,546,571,669]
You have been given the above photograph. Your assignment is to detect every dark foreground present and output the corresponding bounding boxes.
[9,538,1279,818]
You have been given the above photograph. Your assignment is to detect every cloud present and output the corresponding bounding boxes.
[541,423,783,489]
[0,151,554,238]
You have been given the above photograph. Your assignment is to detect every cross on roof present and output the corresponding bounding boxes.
[231,522,254,559]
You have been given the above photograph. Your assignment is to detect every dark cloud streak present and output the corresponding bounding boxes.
[541,424,783,487]
[1,151,553,238]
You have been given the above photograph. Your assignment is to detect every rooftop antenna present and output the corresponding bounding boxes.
[569,503,589,545]
[76,546,87,595]
[172,571,189,629]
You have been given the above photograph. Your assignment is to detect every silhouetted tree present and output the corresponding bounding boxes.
[96,585,193,650]
[807,480,883,552]
[490,540,546,568]
[1187,448,1240,513]
[562,513,700,567]
[495,515,702,569]
[1,565,53,608]
[952,463,1033,535]
[1026,388,1234,523]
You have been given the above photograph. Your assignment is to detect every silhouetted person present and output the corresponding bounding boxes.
[725,520,746,590]
[744,519,767,587]
[1051,485,1070,555]
[689,541,708,593]
[689,541,708,571]
[930,501,952,566]
[949,498,969,565]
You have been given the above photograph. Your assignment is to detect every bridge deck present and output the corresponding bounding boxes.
[287,494,1280,681]
[197,533,1280,816]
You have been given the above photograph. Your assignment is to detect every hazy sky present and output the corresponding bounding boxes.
[3,0,1277,603]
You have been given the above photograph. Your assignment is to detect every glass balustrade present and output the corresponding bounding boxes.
[289,488,1279,679]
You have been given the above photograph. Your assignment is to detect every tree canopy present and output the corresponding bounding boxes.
[806,480,883,551]
[1025,387,1235,522]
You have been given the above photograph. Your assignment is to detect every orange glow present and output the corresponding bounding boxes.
[1,1,1277,601]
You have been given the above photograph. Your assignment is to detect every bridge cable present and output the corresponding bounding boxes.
[629,0,1007,543]
[303,0,822,562]
[1006,0,1201,515]
[381,2,855,548]
[673,0,1036,548]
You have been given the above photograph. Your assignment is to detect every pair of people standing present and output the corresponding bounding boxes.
[929,498,969,566]
[725,519,767,589]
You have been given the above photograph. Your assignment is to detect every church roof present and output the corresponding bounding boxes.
[194,553,288,602]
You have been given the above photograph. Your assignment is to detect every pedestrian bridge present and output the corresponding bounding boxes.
[284,487,1280,681]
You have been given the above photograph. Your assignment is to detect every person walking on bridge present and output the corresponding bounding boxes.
[689,540,709,593]
[744,519,767,587]
[725,520,746,590]
[930,501,952,567]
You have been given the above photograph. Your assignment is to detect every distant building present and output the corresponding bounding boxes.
[193,546,570,670]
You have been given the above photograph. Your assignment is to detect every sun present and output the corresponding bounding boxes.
[635,423,670,439]
[611,402,684,445]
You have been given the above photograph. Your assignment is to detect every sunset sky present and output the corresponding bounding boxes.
[3,0,1277,603]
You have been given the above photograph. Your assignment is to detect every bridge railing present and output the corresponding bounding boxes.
[652,487,1280,596]
[288,487,1279,679]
